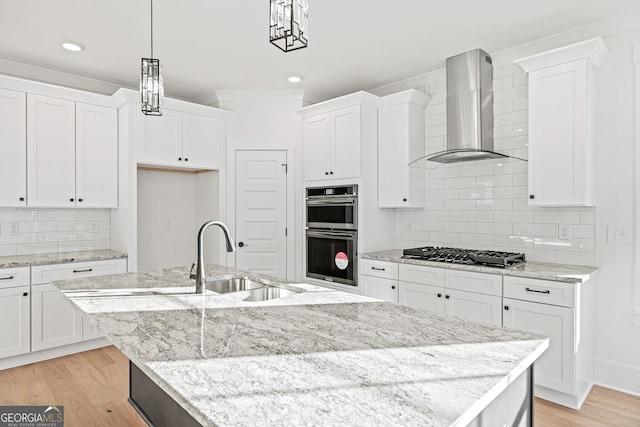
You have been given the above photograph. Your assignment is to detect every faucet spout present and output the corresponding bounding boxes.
[195,221,236,294]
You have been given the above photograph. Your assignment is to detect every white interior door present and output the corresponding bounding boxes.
[235,150,287,278]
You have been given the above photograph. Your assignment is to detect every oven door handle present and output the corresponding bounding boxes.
[306,198,355,206]
[306,230,357,239]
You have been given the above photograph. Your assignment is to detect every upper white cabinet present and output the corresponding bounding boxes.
[26,94,118,208]
[138,109,222,170]
[298,91,378,182]
[0,88,27,207]
[378,90,429,208]
[76,103,118,207]
[515,38,608,207]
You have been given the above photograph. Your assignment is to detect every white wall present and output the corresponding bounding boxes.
[372,22,640,396]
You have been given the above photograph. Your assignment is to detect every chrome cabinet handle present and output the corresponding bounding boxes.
[73,268,93,273]
[0,276,15,281]
[525,287,550,294]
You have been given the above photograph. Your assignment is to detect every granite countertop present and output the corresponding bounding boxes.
[55,264,548,427]
[362,249,598,283]
[0,249,128,269]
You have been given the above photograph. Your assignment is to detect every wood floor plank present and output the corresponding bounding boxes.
[1,346,639,426]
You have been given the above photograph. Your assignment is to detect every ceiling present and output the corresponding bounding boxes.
[1,0,639,102]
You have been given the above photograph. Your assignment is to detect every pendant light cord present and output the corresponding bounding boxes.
[150,0,154,59]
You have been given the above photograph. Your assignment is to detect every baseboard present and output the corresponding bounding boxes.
[534,381,592,410]
[594,357,640,397]
[0,338,111,371]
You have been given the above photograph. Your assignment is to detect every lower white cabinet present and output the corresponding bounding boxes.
[399,281,444,313]
[447,289,503,327]
[361,275,398,303]
[0,285,31,359]
[31,283,83,351]
[503,297,575,394]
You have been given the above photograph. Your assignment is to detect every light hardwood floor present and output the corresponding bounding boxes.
[0,346,638,426]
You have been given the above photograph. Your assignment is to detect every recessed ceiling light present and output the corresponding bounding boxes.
[61,42,85,52]
[288,75,303,83]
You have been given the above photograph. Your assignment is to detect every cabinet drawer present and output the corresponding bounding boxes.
[0,267,30,289]
[399,263,445,286]
[504,276,576,308]
[360,259,398,280]
[31,258,127,285]
[445,269,502,296]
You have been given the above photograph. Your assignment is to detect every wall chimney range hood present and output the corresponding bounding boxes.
[411,49,526,166]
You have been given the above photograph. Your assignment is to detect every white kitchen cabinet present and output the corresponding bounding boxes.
[31,282,83,351]
[359,259,399,303]
[0,88,27,207]
[298,92,379,182]
[0,266,31,359]
[399,281,444,314]
[76,102,118,207]
[446,289,502,326]
[302,106,360,181]
[138,109,222,170]
[515,38,608,207]
[503,297,574,394]
[26,95,118,208]
[27,94,76,207]
[378,90,428,208]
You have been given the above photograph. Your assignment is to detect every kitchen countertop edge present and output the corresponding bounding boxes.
[0,249,128,268]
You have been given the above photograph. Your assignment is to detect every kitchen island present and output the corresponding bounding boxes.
[54,265,548,426]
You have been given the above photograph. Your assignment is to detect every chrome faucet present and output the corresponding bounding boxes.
[194,221,236,294]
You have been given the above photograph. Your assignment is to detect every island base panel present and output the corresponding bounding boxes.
[468,366,534,427]
[129,361,201,427]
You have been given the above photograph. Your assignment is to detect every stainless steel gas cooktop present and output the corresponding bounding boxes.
[402,246,526,268]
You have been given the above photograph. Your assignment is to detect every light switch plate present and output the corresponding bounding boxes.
[607,226,630,244]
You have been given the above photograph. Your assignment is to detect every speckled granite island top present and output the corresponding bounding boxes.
[0,249,127,268]
[54,265,548,427]
[362,249,599,283]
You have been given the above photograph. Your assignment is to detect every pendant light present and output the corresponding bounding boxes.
[270,0,308,52]
[141,0,163,115]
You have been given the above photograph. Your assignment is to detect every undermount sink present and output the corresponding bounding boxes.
[224,286,297,302]
[205,277,269,294]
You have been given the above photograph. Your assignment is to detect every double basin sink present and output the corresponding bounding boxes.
[203,277,297,302]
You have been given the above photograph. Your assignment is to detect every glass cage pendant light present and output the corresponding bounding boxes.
[141,0,163,115]
[270,0,308,52]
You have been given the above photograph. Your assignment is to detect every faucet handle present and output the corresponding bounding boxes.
[189,262,197,280]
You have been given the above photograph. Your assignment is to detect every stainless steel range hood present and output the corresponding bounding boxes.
[412,49,525,166]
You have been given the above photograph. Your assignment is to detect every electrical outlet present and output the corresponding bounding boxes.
[607,226,630,244]
[0,222,19,237]
[91,221,99,233]
[558,224,571,240]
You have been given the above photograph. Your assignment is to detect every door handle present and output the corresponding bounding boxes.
[73,268,93,273]
[0,276,15,281]
[525,287,550,294]
[238,242,248,248]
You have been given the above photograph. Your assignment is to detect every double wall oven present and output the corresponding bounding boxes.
[305,185,358,286]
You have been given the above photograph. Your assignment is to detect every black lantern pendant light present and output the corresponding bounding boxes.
[141,0,163,115]
[270,0,308,52]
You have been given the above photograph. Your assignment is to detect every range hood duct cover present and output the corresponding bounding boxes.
[422,48,521,164]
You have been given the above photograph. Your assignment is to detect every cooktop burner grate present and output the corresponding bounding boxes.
[402,246,526,268]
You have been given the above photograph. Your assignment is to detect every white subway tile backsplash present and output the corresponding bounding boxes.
[0,233,38,245]
[477,175,513,188]
[513,223,557,237]
[572,225,595,239]
[533,237,580,252]
[425,103,445,117]
[580,210,596,224]
[476,199,513,211]
[429,93,445,104]
[459,233,494,246]
[445,222,475,233]
[77,210,111,221]
[512,73,528,87]
[94,240,111,251]
[425,114,445,127]
[16,242,58,255]
[494,100,514,115]
[428,125,446,137]
[493,135,528,151]
[444,200,476,211]
[428,189,460,201]
[460,211,494,223]
[580,239,595,253]
[524,249,556,263]
[494,161,527,175]
[513,98,529,112]
[493,76,513,91]
[18,221,58,232]
[514,122,528,135]
[533,210,581,224]
[494,125,514,139]
[429,232,460,244]
[424,200,444,211]
[443,177,476,189]
[0,244,17,256]
[459,164,496,177]
[493,85,528,103]
[556,251,594,266]
[494,211,534,223]
[494,110,528,127]
[428,166,460,179]
[494,63,523,79]
[495,234,533,248]
[460,188,494,199]
[38,210,77,221]
[429,211,460,222]
[494,186,528,199]
[0,210,38,221]
[58,241,95,252]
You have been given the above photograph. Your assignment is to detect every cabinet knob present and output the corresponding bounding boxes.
[445,295,450,299]
[22,292,28,297]
[178,157,182,161]
[437,293,442,298]
[19,197,25,202]
[78,198,83,202]
[184,158,189,162]
[403,198,407,202]
[325,172,329,175]
[391,285,396,290]
[70,198,74,202]
[504,305,510,311]
[329,171,333,175]
[529,195,535,199]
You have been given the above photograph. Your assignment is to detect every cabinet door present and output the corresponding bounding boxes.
[303,113,332,180]
[0,286,30,359]
[0,88,27,207]
[138,109,182,166]
[182,113,221,170]
[360,275,398,303]
[399,281,445,314]
[331,106,360,179]
[27,94,76,207]
[528,60,590,206]
[503,298,575,394]
[445,289,502,326]
[76,103,118,207]
[31,283,83,351]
